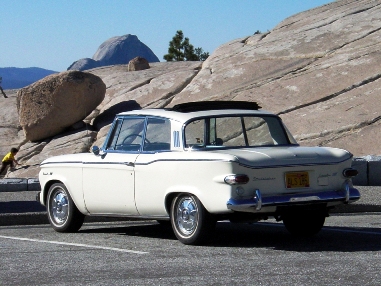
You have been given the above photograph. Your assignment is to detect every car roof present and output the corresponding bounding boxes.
[117,108,275,123]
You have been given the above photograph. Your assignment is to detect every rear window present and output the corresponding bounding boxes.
[184,115,296,149]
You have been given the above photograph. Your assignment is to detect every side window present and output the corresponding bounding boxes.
[185,119,205,147]
[143,118,171,151]
[106,117,145,151]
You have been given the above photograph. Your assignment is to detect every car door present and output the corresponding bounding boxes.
[134,117,172,216]
[82,116,145,215]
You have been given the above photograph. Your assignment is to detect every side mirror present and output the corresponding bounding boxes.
[92,146,100,155]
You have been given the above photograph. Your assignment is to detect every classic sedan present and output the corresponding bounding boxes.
[37,101,360,245]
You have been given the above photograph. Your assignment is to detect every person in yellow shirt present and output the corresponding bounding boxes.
[0,148,19,175]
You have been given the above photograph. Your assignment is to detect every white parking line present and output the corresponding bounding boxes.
[0,235,148,254]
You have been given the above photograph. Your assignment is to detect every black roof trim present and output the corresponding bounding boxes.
[169,101,261,112]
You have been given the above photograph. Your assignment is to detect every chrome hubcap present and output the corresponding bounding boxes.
[50,189,69,224]
[176,197,198,236]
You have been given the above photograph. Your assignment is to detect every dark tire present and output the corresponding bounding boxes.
[283,211,326,237]
[46,183,85,232]
[170,194,216,245]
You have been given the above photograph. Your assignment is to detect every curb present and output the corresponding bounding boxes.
[0,178,40,192]
[0,212,48,226]
[352,156,381,186]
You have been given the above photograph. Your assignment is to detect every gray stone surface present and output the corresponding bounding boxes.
[68,34,159,71]
[67,58,99,71]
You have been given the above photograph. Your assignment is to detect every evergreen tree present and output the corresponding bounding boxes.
[195,47,209,61]
[164,30,209,61]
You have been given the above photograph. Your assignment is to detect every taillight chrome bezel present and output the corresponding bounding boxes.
[224,174,250,185]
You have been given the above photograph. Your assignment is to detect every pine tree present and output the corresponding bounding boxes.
[164,30,209,61]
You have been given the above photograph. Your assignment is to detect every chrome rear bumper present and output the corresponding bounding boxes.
[227,187,360,212]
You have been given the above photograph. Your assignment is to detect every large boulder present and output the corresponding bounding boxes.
[17,70,106,141]
[0,89,25,159]
[127,57,150,71]
[68,34,159,71]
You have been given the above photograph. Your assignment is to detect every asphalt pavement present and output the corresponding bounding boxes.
[0,186,380,226]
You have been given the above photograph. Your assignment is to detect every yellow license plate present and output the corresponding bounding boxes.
[285,172,310,188]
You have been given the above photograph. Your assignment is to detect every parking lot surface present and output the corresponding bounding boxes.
[0,213,381,285]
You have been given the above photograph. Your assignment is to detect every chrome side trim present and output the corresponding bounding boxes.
[41,159,233,167]
[135,158,234,166]
[41,161,134,166]
[82,162,134,166]
[227,187,361,212]
[86,214,170,220]
[40,161,82,166]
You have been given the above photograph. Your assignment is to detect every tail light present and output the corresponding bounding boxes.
[343,168,358,178]
[224,174,250,185]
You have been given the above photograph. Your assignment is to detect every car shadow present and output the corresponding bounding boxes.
[81,221,177,240]
[80,220,381,252]
[210,222,381,252]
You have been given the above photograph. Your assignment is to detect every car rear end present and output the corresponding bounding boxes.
[224,146,360,215]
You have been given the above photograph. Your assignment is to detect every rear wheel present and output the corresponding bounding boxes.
[46,183,85,232]
[170,194,215,245]
[283,211,326,237]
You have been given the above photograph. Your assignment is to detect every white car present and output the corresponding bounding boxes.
[38,101,360,245]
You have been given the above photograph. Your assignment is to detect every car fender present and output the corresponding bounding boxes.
[39,171,89,215]
[164,184,231,214]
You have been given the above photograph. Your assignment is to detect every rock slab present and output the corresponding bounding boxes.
[17,70,106,141]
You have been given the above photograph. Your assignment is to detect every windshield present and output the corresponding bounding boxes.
[184,115,297,149]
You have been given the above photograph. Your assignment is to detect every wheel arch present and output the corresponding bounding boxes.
[41,180,88,215]
[164,184,231,215]
[164,186,208,215]
[42,180,63,205]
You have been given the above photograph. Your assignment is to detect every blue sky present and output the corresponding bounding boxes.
[0,0,332,72]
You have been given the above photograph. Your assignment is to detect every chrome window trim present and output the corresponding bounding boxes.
[173,131,180,147]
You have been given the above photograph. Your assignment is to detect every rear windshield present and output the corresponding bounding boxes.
[184,115,297,149]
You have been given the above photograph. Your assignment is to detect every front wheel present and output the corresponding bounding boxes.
[283,211,326,237]
[46,183,85,232]
[170,194,215,245]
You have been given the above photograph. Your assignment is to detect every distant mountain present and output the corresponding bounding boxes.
[67,34,160,71]
[0,67,57,89]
